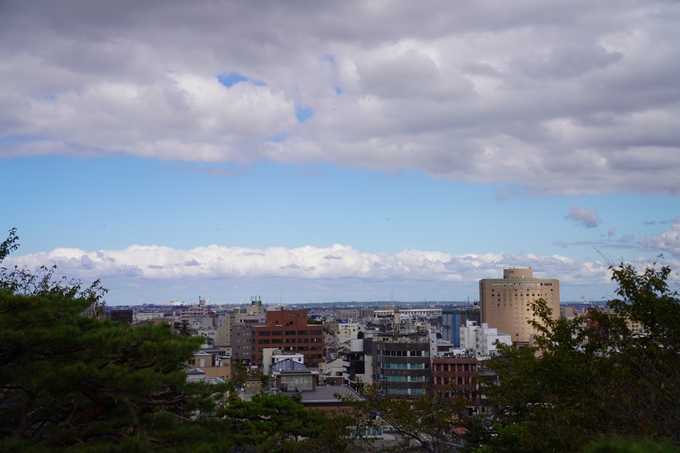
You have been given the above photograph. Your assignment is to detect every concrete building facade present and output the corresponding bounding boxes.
[459,321,511,356]
[479,267,559,343]
[442,308,480,346]
[254,309,324,368]
[372,331,431,397]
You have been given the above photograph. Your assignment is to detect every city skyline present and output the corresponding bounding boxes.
[2,1,680,305]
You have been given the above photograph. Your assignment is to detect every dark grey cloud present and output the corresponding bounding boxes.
[2,0,680,194]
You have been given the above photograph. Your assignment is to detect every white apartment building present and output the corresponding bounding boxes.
[459,321,511,357]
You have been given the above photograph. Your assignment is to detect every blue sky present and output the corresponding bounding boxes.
[2,1,680,305]
[4,156,677,257]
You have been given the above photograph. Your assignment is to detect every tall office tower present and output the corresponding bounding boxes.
[479,267,560,343]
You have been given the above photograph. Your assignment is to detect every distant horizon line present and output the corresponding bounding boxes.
[105,300,604,309]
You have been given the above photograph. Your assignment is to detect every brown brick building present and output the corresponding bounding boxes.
[432,356,480,414]
[254,309,324,368]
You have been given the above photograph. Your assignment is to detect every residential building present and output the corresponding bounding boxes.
[186,350,230,382]
[231,323,257,364]
[339,338,373,388]
[359,307,375,321]
[479,267,560,343]
[336,309,359,320]
[180,298,209,322]
[459,320,511,356]
[432,355,480,414]
[327,319,361,341]
[230,299,267,364]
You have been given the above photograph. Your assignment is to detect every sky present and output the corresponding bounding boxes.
[2,0,680,306]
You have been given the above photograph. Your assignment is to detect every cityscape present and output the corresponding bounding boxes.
[2,0,680,451]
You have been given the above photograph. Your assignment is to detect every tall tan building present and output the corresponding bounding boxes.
[479,267,559,343]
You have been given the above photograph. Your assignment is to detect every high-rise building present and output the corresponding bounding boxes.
[479,267,559,343]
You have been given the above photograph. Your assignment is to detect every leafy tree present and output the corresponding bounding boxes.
[468,261,680,452]
[0,230,375,452]
[345,384,468,452]
[0,227,19,262]
[220,392,365,453]
[231,360,249,388]
[0,287,235,449]
[582,437,680,453]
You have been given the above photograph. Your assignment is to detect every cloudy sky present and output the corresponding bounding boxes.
[2,0,680,305]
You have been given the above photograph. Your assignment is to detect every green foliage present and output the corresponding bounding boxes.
[466,422,545,453]
[0,229,362,452]
[220,392,363,453]
[472,261,680,452]
[0,230,228,451]
[231,360,248,387]
[582,437,680,453]
[0,288,228,448]
[0,227,19,262]
[346,384,469,452]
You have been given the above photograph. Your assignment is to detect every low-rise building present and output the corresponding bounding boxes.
[186,350,230,382]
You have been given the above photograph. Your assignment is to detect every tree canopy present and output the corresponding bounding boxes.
[467,260,680,452]
[0,229,362,452]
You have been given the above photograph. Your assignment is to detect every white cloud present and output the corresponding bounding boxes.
[3,243,620,304]
[2,1,680,194]
[639,217,680,256]
[565,204,601,228]
[5,72,295,162]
